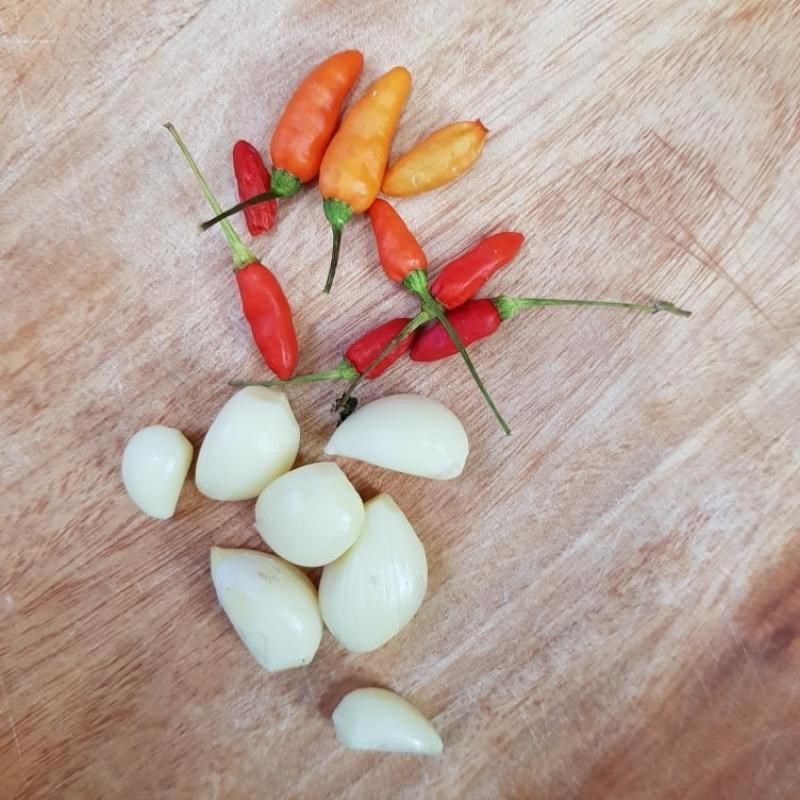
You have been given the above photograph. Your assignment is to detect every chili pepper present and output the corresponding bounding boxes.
[319,66,412,293]
[382,120,488,197]
[201,50,363,229]
[165,123,298,380]
[231,317,415,387]
[233,140,277,236]
[411,299,500,360]
[367,199,427,283]
[411,295,692,362]
[429,232,525,310]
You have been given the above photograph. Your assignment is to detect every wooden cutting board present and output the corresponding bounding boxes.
[2,1,799,797]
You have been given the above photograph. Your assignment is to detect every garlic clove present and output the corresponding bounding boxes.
[195,387,300,501]
[255,462,365,567]
[332,688,443,755]
[121,425,193,519]
[319,493,427,652]
[210,547,322,672]
[324,393,468,479]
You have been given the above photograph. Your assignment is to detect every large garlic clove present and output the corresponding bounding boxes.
[332,688,443,755]
[195,387,300,501]
[210,547,322,672]
[319,493,427,652]
[255,462,365,567]
[121,425,193,519]
[324,393,468,479]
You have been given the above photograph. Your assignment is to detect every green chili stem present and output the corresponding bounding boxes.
[200,191,278,230]
[403,269,511,435]
[200,168,302,230]
[164,123,255,269]
[494,295,691,320]
[230,359,358,389]
[323,199,354,294]
[324,226,343,294]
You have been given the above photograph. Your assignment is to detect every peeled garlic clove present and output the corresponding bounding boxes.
[210,547,322,672]
[121,425,193,519]
[333,688,443,755]
[324,393,468,479]
[255,462,365,567]
[195,387,300,501]
[319,493,427,652]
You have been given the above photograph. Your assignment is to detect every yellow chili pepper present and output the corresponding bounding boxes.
[382,120,488,197]
[319,66,412,293]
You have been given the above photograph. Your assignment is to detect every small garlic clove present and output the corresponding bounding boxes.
[324,393,468,479]
[332,688,443,755]
[195,387,300,501]
[121,425,193,519]
[319,493,427,652]
[210,547,322,672]
[255,462,365,567]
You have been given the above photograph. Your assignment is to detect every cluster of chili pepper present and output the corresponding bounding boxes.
[167,49,690,433]
[200,51,487,293]
[233,198,689,432]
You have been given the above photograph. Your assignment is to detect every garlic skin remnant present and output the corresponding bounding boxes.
[255,462,365,567]
[333,688,443,755]
[210,547,322,672]
[195,387,300,501]
[319,493,427,652]
[121,425,193,519]
[324,393,468,479]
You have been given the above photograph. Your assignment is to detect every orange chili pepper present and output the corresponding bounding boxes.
[200,50,363,230]
[367,199,427,283]
[382,120,488,197]
[271,49,364,191]
[318,66,412,293]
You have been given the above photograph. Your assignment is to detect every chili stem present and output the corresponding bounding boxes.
[404,270,510,435]
[324,226,342,294]
[322,199,353,294]
[495,295,691,319]
[230,362,357,388]
[431,304,511,435]
[164,123,255,269]
[200,191,279,230]
[335,311,431,410]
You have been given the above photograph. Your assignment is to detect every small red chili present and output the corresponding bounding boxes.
[231,317,415,388]
[411,295,692,362]
[429,232,525,310]
[367,199,428,283]
[410,299,501,361]
[165,124,298,380]
[233,140,277,236]
[345,316,416,377]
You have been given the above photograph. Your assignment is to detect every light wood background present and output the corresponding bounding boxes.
[2,1,799,798]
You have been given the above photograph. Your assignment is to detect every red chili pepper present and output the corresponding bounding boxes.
[165,124,298,379]
[231,316,414,388]
[233,140,277,236]
[235,265,298,378]
[429,232,525,310]
[367,199,427,282]
[410,299,500,361]
[345,316,415,377]
[411,295,692,362]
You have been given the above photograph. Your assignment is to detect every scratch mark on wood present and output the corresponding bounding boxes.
[0,671,22,759]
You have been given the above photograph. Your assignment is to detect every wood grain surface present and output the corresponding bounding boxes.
[2,1,799,798]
